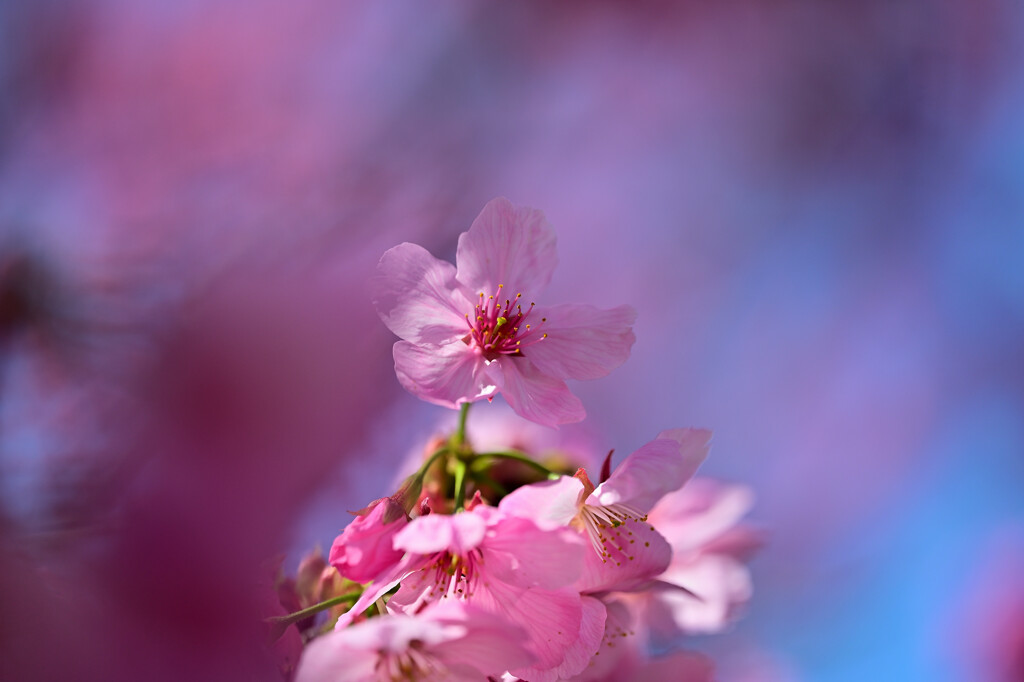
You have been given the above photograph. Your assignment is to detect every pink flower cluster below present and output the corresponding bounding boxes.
[295,428,758,682]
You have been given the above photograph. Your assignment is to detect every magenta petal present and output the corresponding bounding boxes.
[497,357,585,427]
[593,430,711,513]
[393,340,499,408]
[526,303,636,380]
[328,500,408,583]
[574,518,673,594]
[455,197,558,296]
[372,242,471,345]
[498,476,585,530]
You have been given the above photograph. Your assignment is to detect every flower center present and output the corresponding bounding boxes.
[377,641,444,681]
[409,549,484,601]
[575,502,653,565]
[463,284,547,359]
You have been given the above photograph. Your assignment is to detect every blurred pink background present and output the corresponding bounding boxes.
[1,1,1022,680]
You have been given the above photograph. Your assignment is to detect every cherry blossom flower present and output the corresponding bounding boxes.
[294,602,533,682]
[335,505,603,682]
[499,428,711,594]
[373,197,636,426]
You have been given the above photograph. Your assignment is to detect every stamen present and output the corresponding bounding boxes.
[578,502,649,562]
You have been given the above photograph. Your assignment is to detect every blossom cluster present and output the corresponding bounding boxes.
[272,199,758,681]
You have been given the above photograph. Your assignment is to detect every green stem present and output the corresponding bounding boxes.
[416,446,449,481]
[267,593,359,629]
[474,450,561,480]
[453,457,469,511]
[453,402,471,447]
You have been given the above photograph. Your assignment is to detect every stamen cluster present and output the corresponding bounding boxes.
[463,284,547,359]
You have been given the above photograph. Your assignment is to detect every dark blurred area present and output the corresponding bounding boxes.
[1,1,1022,680]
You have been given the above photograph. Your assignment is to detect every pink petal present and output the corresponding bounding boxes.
[372,242,471,345]
[430,603,535,678]
[515,594,608,682]
[481,515,587,590]
[571,598,643,682]
[293,629,380,682]
[574,518,673,594]
[593,429,711,513]
[473,583,589,682]
[498,476,585,530]
[328,500,408,583]
[393,340,499,408]
[455,197,558,297]
[496,356,585,427]
[525,303,636,380]
[393,512,487,555]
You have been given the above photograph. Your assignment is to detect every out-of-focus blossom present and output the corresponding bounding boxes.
[373,197,636,427]
[295,602,533,682]
[643,477,761,636]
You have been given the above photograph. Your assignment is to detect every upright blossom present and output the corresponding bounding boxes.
[372,197,636,426]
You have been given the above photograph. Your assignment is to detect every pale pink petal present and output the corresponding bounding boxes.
[497,356,585,426]
[574,518,673,594]
[328,500,408,583]
[455,197,558,297]
[525,303,636,380]
[649,478,756,555]
[293,629,380,682]
[593,430,711,512]
[393,512,487,555]
[701,525,764,560]
[656,555,753,634]
[497,476,585,530]
[481,514,587,590]
[372,242,472,345]
[393,340,499,408]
